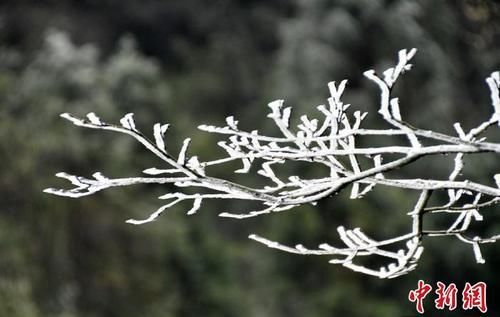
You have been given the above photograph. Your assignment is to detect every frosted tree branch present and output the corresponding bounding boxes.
[45,49,500,278]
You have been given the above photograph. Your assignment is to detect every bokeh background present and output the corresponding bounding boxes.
[0,0,499,316]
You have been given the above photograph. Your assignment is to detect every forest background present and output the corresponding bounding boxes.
[0,0,499,316]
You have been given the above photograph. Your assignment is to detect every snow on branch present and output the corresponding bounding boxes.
[45,49,500,278]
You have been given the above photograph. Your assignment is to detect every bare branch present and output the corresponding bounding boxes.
[46,49,499,278]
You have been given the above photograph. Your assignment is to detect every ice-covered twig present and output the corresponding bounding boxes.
[46,49,499,278]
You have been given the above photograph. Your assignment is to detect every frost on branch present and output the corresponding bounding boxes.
[45,49,500,278]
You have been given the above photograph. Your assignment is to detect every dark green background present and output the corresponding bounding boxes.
[0,0,499,316]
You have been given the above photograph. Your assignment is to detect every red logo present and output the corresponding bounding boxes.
[435,282,458,310]
[408,280,487,314]
[408,280,433,313]
[462,282,487,313]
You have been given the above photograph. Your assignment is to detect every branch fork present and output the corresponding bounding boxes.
[46,49,500,278]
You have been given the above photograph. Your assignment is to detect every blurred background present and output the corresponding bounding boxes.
[0,0,499,316]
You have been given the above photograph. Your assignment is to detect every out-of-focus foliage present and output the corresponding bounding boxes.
[273,0,499,128]
[0,0,499,316]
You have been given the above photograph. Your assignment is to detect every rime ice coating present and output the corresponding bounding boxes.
[45,49,500,278]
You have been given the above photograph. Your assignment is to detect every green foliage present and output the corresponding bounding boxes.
[0,1,499,316]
